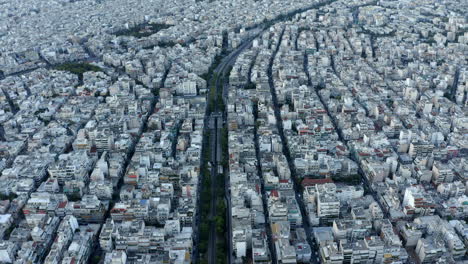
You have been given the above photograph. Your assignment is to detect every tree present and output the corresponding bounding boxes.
[200,222,209,240]
[3,225,15,240]
[361,49,367,58]
[199,240,208,254]
[114,23,172,38]
[216,199,226,214]
[215,216,225,234]
[55,62,103,82]
[216,242,227,264]
[0,192,17,201]
[244,82,257,90]
[68,192,82,202]
[90,255,101,264]
[217,94,225,112]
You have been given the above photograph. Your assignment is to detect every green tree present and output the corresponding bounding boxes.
[215,216,225,234]
[200,222,209,240]
[90,255,101,264]
[0,192,17,201]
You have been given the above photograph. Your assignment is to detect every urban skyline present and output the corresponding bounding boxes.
[0,0,467,263]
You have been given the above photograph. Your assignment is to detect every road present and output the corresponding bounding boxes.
[449,68,460,102]
[304,51,391,221]
[253,106,279,264]
[192,31,261,264]
[207,31,261,264]
[195,2,341,263]
[207,111,221,264]
[268,26,321,264]
[302,38,393,262]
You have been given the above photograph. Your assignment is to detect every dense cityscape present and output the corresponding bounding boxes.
[0,0,467,263]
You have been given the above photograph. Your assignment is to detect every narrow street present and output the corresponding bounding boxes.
[196,2,350,263]
[267,26,321,263]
